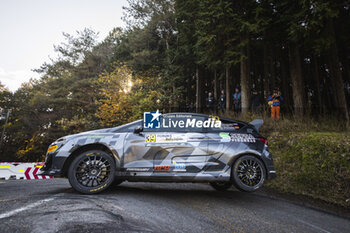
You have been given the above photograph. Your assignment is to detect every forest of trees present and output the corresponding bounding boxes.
[0,0,350,161]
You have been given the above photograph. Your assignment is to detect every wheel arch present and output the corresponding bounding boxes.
[62,143,120,177]
[228,152,268,178]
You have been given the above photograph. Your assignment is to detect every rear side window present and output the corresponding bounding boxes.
[208,119,244,132]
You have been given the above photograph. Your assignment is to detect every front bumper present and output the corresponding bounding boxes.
[37,168,63,176]
[37,151,66,177]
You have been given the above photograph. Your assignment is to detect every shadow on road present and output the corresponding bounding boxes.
[102,182,260,204]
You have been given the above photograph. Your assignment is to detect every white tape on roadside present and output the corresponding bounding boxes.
[0,162,53,180]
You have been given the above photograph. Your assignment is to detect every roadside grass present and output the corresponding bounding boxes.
[224,111,350,208]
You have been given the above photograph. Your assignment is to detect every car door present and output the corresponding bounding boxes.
[206,119,245,171]
[123,115,209,174]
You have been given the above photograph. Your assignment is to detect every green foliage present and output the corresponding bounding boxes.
[95,64,134,127]
[266,131,350,208]
[95,63,167,127]
[227,114,350,207]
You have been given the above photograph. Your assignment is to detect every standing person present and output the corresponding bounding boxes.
[251,89,261,113]
[268,89,283,120]
[233,87,241,114]
[218,90,226,114]
[206,92,216,114]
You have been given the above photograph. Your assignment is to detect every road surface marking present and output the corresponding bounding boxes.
[297,219,331,233]
[0,197,55,219]
[0,198,15,203]
[111,204,124,211]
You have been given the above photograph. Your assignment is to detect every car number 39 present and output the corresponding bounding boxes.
[145,134,156,143]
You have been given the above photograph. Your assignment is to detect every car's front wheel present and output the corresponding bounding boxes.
[232,155,266,192]
[68,150,116,194]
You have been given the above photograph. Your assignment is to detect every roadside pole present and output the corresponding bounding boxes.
[0,109,10,152]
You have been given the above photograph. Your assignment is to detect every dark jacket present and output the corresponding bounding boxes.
[206,96,216,108]
[251,93,261,108]
[219,94,226,106]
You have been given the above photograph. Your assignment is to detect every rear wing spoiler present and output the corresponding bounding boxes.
[249,119,264,132]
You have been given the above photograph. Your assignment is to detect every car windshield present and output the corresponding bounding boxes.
[112,120,142,132]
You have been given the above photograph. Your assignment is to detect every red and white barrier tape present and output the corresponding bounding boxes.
[24,167,53,179]
[0,162,54,180]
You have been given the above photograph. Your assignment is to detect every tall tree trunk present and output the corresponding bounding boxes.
[172,83,176,111]
[270,48,276,90]
[214,70,218,100]
[288,44,305,118]
[312,55,323,114]
[280,47,290,113]
[241,34,250,114]
[225,66,231,110]
[220,74,224,92]
[195,66,202,113]
[327,21,349,123]
[186,72,191,111]
[263,41,270,99]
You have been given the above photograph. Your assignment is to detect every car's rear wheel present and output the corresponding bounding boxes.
[68,150,115,194]
[232,155,266,192]
[209,181,232,191]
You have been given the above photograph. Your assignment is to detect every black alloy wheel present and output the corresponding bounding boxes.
[232,155,266,192]
[68,150,115,194]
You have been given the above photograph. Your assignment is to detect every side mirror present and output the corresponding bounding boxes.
[134,126,143,134]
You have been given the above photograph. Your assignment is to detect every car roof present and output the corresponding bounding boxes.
[112,112,248,132]
[164,112,209,117]
[164,112,248,125]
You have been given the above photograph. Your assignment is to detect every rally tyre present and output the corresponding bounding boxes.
[232,155,266,192]
[68,150,116,194]
[209,181,232,191]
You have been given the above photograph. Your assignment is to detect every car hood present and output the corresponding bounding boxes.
[56,127,116,143]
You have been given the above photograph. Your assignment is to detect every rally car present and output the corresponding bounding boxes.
[38,112,276,194]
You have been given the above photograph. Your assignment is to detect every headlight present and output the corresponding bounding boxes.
[47,145,58,153]
[56,137,66,142]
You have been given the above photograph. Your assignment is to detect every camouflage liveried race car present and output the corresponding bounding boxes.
[39,112,276,194]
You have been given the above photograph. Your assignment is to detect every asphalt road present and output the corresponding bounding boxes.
[0,179,349,233]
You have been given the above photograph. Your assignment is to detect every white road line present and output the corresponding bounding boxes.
[0,197,56,219]
[112,204,124,211]
[297,219,332,233]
